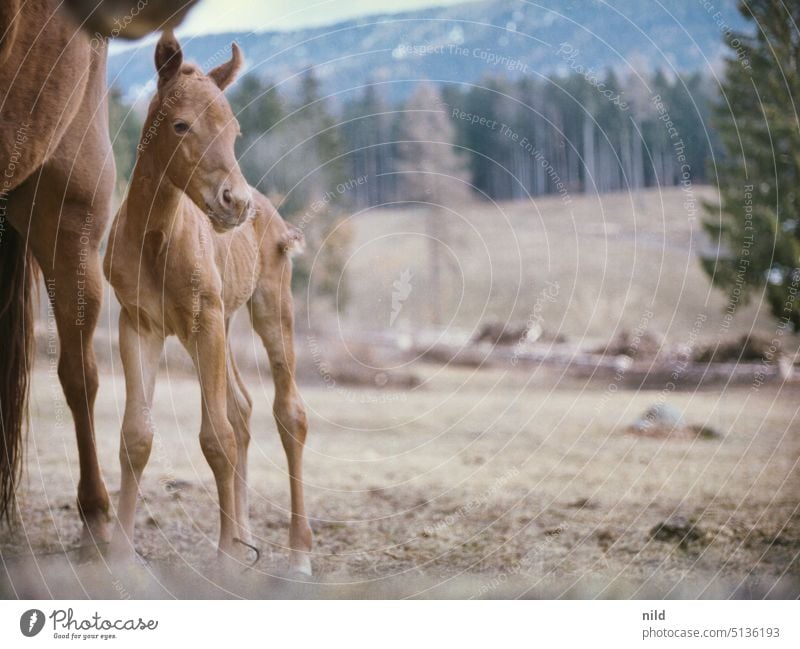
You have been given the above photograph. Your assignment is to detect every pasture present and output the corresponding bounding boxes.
[1,188,798,598]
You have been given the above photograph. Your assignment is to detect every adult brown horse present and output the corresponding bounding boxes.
[0,0,198,554]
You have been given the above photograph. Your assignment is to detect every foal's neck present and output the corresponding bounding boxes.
[127,149,186,237]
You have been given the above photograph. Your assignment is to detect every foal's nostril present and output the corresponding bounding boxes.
[222,188,233,206]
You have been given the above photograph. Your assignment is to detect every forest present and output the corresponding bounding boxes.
[110,68,716,214]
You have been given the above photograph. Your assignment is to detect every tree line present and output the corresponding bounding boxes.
[110,66,717,213]
[108,11,798,332]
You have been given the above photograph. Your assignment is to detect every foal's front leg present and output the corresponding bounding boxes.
[183,303,240,559]
[109,310,163,560]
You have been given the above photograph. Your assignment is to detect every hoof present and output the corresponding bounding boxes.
[105,537,142,565]
[287,552,313,580]
[77,516,113,563]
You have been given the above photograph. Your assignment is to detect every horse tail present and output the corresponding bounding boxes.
[0,0,21,66]
[0,224,35,524]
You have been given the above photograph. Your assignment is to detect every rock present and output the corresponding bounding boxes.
[633,403,685,431]
[628,404,721,440]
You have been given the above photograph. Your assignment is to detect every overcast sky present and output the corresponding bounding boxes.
[179,0,471,34]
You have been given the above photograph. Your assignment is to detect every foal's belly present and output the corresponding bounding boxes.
[216,223,262,316]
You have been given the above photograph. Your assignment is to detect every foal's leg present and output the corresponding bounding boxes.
[225,339,253,546]
[109,310,164,559]
[182,305,239,559]
[250,276,312,576]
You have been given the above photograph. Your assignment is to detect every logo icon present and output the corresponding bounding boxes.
[20,609,45,637]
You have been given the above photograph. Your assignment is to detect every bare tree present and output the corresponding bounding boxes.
[395,81,470,325]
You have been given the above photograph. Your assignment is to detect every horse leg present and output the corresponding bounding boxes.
[226,339,253,546]
[29,222,112,555]
[108,310,163,559]
[249,282,312,576]
[183,307,239,560]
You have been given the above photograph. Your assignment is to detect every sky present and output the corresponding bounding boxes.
[179,0,471,34]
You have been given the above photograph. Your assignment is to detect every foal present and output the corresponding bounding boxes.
[103,31,312,575]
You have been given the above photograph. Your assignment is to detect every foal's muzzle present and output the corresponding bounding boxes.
[206,183,254,231]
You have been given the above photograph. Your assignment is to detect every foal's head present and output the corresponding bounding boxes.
[146,30,253,232]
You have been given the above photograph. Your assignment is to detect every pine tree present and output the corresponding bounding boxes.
[228,74,285,195]
[107,86,141,203]
[703,0,800,331]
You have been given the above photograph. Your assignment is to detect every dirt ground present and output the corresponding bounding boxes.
[1,363,798,599]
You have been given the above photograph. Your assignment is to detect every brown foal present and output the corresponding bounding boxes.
[103,32,312,575]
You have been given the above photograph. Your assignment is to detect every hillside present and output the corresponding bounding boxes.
[336,186,774,344]
[108,0,748,103]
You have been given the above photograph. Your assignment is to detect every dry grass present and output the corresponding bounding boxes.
[2,362,798,599]
[341,187,774,343]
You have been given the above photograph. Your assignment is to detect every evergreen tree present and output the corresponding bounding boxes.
[107,85,141,203]
[228,74,285,195]
[702,0,800,331]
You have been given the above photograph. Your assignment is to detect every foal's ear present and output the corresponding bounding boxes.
[155,29,183,87]
[208,42,243,91]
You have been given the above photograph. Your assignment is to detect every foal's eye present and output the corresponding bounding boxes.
[173,120,190,135]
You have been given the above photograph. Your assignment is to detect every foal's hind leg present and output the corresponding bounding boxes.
[226,340,253,546]
[182,305,240,560]
[250,275,312,576]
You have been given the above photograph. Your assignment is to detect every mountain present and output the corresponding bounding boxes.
[108,0,749,104]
